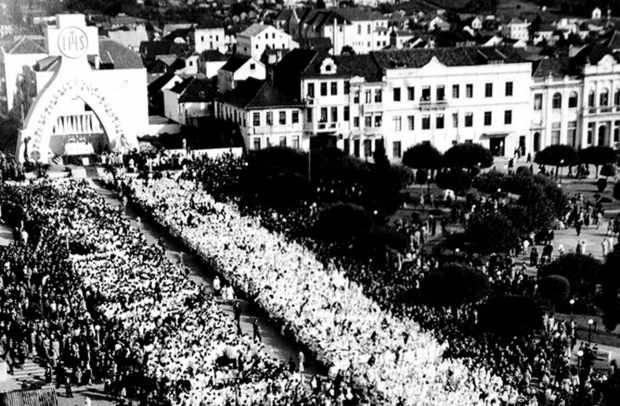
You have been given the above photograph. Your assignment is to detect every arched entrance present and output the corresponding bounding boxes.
[598,125,607,146]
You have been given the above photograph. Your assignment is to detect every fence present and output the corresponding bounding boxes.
[0,387,57,406]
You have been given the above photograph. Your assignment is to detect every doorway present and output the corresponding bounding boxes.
[490,137,505,156]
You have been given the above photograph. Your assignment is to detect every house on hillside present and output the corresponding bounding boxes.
[217,55,266,93]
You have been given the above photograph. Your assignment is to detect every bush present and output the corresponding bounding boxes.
[538,275,571,304]
[466,212,521,254]
[478,296,543,337]
[598,178,608,192]
[601,163,617,179]
[402,143,443,171]
[540,253,603,300]
[435,168,472,194]
[472,170,506,194]
[422,262,491,308]
[516,165,531,176]
[415,168,428,185]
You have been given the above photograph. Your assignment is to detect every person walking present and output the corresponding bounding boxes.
[252,319,262,343]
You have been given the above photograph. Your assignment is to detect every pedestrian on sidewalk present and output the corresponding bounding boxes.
[65,375,73,398]
[253,319,262,343]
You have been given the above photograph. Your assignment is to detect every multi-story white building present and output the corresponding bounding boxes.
[217,55,266,93]
[502,18,530,42]
[276,47,532,161]
[236,23,298,61]
[194,20,228,54]
[283,8,389,55]
[216,78,305,150]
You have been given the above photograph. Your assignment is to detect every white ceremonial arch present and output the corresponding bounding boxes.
[16,14,138,163]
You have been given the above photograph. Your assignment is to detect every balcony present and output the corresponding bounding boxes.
[419,99,448,111]
[362,103,383,114]
[317,121,339,132]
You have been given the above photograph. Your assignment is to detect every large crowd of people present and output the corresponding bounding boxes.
[115,154,619,406]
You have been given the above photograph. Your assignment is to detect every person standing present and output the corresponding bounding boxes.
[252,319,261,343]
[233,301,242,335]
[530,246,539,267]
[65,374,73,398]
[213,276,221,297]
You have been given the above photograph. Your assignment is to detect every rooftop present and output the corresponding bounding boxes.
[222,78,302,109]
[219,55,252,72]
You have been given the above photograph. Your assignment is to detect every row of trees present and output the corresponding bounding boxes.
[534,144,619,178]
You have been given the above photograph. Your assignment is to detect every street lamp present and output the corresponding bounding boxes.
[560,159,564,183]
[577,350,584,368]
[95,324,101,347]
[569,299,575,320]
[588,319,594,344]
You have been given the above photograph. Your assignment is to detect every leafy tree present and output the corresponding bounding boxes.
[0,114,21,154]
[444,143,493,169]
[516,184,557,232]
[598,178,608,192]
[372,140,390,170]
[466,212,521,254]
[472,170,506,194]
[341,45,355,55]
[579,146,618,178]
[435,168,472,194]
[249,171,314,211]
[615,182,620,201]
[415,168,428,186]
[540,253,603,301]
[600,163,617,180]
[538,275,571,308]
[402,143,443,177]
[422,262,491,309]
[534,145,578,177]
[601,251,620,331]
[478,296,543,337]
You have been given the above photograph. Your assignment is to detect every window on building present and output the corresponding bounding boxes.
[466,84,473,98]
[306,108,312,123]
[407,86,414,101]
[374,89,382,103]
[552,93,562,109]
[344,81,350,94]
[253,138,261,150]
[534,93,543,110]
[588,90,595,107]
[344,139,350,155]
[331,82,337,95]
[421,86,431,101]
[307,83,315,98]
[292,136,300,149]
[452,113,458,128]
[331,107,338,122]
[436,114,444,129]
[354,91,360,103]
[354,117,360,127]
[266,112,273,125]
[422,115,430,129]
[615,120,620,142]
[250,63,256,70]
[374,115,382,127]
[279,136,287,146]
[505,81,513,96]
[465,113,473,127]
[358,25,361,35]
[292,111,299,123]
[436,85,445,101]
[615,90,620,106]
[504,110,512,124]
[320,82,327,96]
[568,121,577,147]
[365,90,371,103]
[587,122,595,144]
[364,139,371,157]
[484,111,492,126]
[367,24,371,34]
[393,116,402,131]
[320,107,327,122]
[452,84,459,98]
[393,141,402,158]
[485,83,493,97]
[344,106,350,121]
[393,87,401,102]
[551,122,561,145]
[569,92,578,108]
[408,115,414,130]
[253,112,260,126]
[365,116,372,127]
[325,65,332,72]
[600,88,609,106]
[354,140,360,157]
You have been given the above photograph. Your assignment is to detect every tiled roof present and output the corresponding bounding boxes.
[148,72,178,94]
[335,54,382,81]
[222,78,302,109]
[35,56,61,72]
[6,36,46,54]
[169,77,193,94]
[219,55,251,72]
[97,38,144,69]
[139,41,190,56]
[146,58,171,74]
[335,8,385,22]
[200,50,228,62]
[179,77,217,103]
[107,27,149,49]
[508,18,525,24]
[574,30,620,64]
[275,9,294,21]
[164,28,193,41]
[197,19,224,29]
[239,23,270,37]
[532,57,578,78]
[370,47,526,69]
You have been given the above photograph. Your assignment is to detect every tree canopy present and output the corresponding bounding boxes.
[402,143,444,170]
[422,262,491,308]
[534,145,578,167]
[444,143,493,169]
[478,296,543,337]
[466,212,521,254]
[540,253,602,301]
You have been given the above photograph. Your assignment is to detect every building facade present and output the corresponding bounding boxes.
[236,24,298,61]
